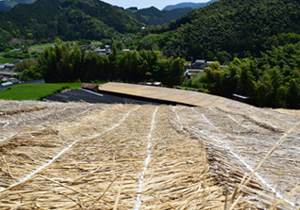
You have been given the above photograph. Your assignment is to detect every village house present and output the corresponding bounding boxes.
[200,61,216,69]
[191,59,205,69]
[81,83,100,93]
[3,63,15,70]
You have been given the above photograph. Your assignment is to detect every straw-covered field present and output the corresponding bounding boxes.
[0,100,299,209]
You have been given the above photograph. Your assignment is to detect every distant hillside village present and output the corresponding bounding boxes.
[0,63,20,87]
[0,62,45,91]
[0,43,222,88]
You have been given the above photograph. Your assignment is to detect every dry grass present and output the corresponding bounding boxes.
[0,101,299,209]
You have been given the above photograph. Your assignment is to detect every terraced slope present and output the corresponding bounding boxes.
[0,100,299,209]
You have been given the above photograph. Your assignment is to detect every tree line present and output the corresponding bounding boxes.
[17,39,186,87]
[194,42,300,109]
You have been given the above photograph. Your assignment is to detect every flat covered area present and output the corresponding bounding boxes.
[45,89,161,105]
[0,101,299,209]
[98,82,252,109]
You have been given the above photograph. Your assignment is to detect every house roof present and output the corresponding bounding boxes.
[1,68,11,72]
[1,81,13,86]
[9,78,19,83]
[4,63,15,67]
[0,71,20,76]
[1,78,9,82]
[233,94,249,100]
[194,59,205,63]
[81,83,98,90]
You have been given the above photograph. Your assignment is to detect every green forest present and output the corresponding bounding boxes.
[0,0,192,51]
[17,40,186,87]
[193,42,300,108]
[138,0,300,60]
[0,0,142,51]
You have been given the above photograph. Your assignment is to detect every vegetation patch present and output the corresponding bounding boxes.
[0,83,102,101]
[0,57,14,64]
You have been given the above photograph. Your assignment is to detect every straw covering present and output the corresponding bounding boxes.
[0,100,299,209]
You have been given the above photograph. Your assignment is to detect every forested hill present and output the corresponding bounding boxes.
[142,0,300,60]
[126,6,192,26]
[0,0,36,11]
[163,0,218,11]
[0,0,143,50]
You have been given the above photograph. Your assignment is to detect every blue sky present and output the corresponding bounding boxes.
[101,0,210,10]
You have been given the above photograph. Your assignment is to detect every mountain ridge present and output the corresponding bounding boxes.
[126,6,192,26]
[0,0,194,50]
[0,0,143,50]
[0,0,35,11]
[163,0,218,11]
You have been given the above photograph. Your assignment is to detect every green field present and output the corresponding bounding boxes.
[0,57,14,64]
[28,41,103,54]
[0,83,103,101]
[91,41,102,45]
[28,43,55,54]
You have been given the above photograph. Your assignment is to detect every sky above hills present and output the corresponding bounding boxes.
[101,0,209,10]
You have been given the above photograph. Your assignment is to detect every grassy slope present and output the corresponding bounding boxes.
[28,41,103,53]
[28,43,54,53]
[0,57,14,64]
[0,83,103,100]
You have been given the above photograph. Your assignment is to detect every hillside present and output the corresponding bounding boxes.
[0,0,196,51]
[0,0,143,50]
[0,0,35,11]
[126,6,192,26]
[142,0,300,60]
[163,0,218,11]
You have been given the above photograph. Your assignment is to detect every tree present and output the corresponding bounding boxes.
[168,57,185,87]
[238,59,255,97]
[18,66,42,81]
[216,51,232,64]
[287,79,300,108]
[14,59,38,72]
[26,33,33,39]
[38,39,85,82]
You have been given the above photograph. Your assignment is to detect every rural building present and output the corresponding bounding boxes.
[11,48,20,52]
[233,94,251,103]
[81,83,99,93]
[200,61,216,69]
[0,76,9,83]
[1,68,11,72]
[1,81,13,86]
[9,78,20,84]
[192,59,205,69]
[93,46,111,56]
[138,81,162,87]
[94,48,107,55]
[3,63,15,70]
[146,82,161,87]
